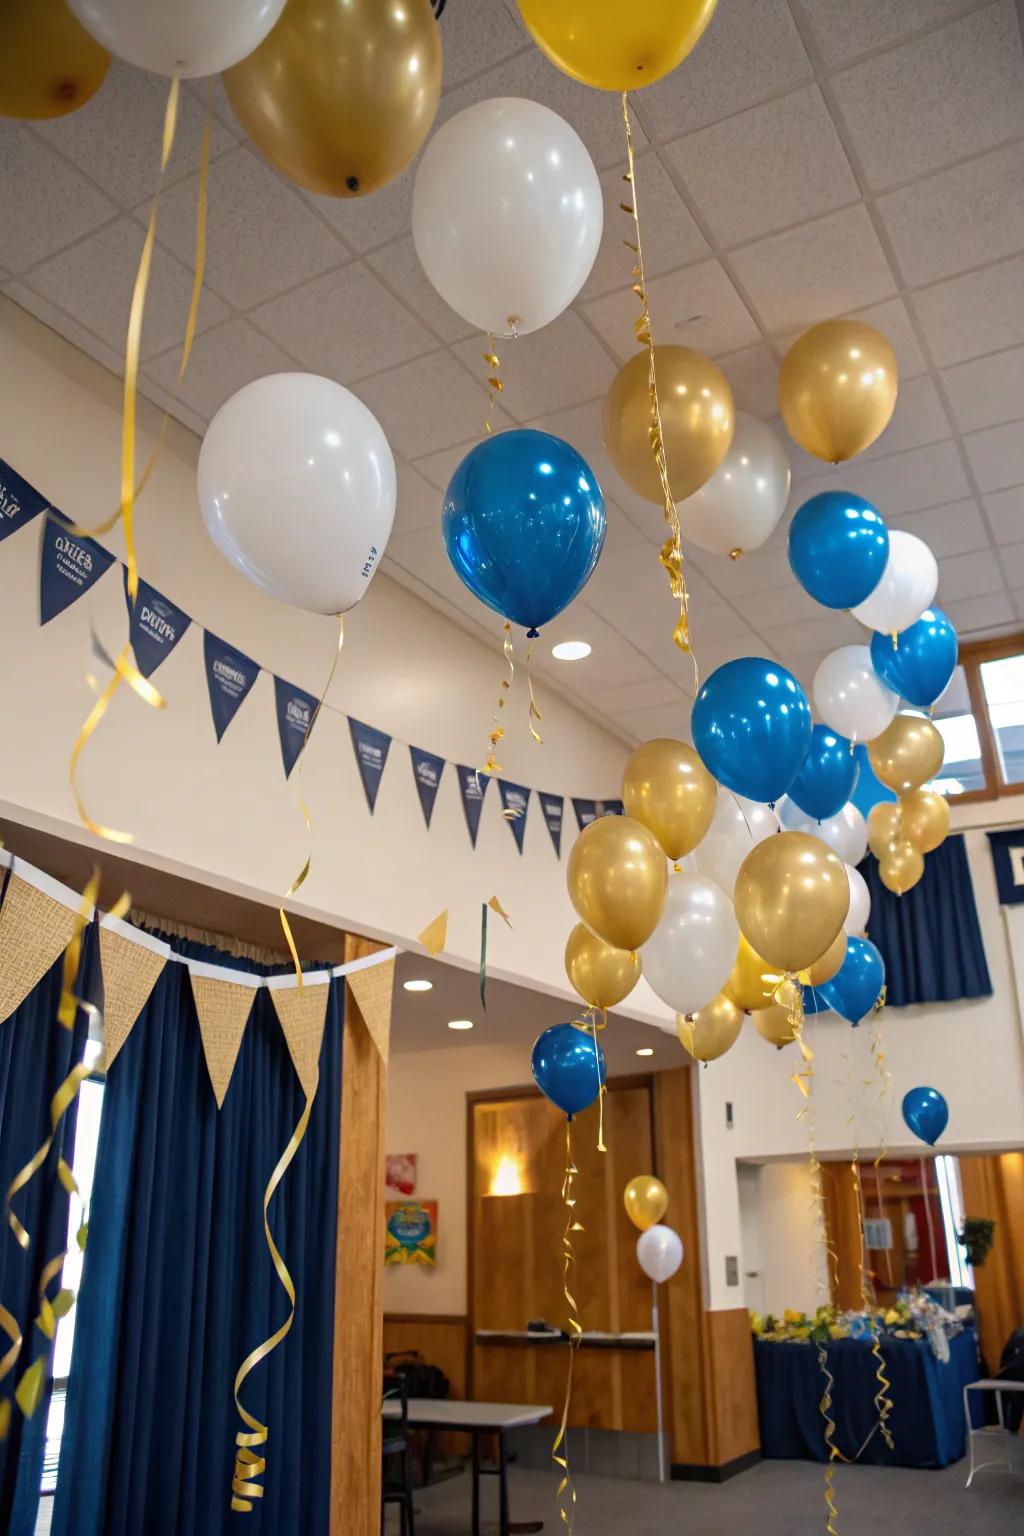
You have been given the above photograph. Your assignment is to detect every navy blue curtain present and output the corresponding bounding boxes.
[0,890,88,1536]
[863,833,992,1006]
[52,932,343,1536]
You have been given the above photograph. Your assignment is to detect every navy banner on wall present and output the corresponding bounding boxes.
[203,631,260,743]
[498,780,531,854]
[571,797,624,832]
[349,717,392,813]
[539,792,564,857]
[0,458,48,544]
[39,513,116,624]
[987,828,1024,905]
[457,764,490,847]
[410,746,445,828]
[274,677,319,779]
[125,574,191,678]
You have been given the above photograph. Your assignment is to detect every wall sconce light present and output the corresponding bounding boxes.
[489,1155,524,1197]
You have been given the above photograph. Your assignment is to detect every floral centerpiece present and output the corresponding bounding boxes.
[751,1289,963,1361]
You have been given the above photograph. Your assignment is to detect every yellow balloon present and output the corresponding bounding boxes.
[676,994,743,1063]
[753,1002,800,1049]
[0,0,109,120]
[623,1175,668,1232]
[778,320,898,464]
[567,815,668,953]
[621,738,717,862]
[723,935,777,1013]
[734,832,850,975]
[516,0,717,92]
[868,714,945,795]
[603,346,735,504]
[868,801,903,860]
[900,788,950,855]
[224,0,441,198]
[565,923,641,1011]
[802,930,847,988]
[879,841,925,896]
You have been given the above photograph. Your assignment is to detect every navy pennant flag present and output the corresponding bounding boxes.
[125,574,191,678]
[0,459,48,544]
[498,781,531,854]
[571,797,625,832]
[539,792,564,857]
[203,631,261,743]
[274,677,319,779]
[410,746,445,828]
[349,717,392,813]
[988,828,1024,906]
[39,513,116,624]
[456,764,490,848]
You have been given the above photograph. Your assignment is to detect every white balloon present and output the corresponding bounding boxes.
[198,373,396,615]
[844,862,871,935]
[814,645,899,743]
[851,530,938,635]
[637,1224,683,1284]
[412,98,602,337]
[694,792,779,896]
[785,803,868,866]
[641,875,739,1017]
[68,0,285,76]
[677,413,791,558]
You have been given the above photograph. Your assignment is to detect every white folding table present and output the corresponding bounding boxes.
[963,1378,1024,1488]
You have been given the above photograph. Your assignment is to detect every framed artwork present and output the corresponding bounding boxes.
[385,1200,437,1267]
[386,1152,418,1196]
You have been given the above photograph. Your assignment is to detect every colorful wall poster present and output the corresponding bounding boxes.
[385,1200,437,1267]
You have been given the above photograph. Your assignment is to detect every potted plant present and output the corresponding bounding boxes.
[958,1217,996,1268]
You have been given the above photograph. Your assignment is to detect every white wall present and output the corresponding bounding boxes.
[738,1162,829,1319]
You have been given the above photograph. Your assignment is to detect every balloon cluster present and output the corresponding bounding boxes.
[623,1176,683,1284]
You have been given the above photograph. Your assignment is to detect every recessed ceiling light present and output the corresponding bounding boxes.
[636,1046,654,1057]
[448,1019,474,1031]
[403,979,433,993]
[552,640,591,661]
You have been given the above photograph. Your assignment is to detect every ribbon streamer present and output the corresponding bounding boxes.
[552,1118,583,1532]
[852,1158,895,1453]
[482,622,515,775]
[0,1306,21,1441]
[524,637,544,746]
[483,336,503,437]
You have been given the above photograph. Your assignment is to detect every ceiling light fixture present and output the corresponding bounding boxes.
[552,640,591,661]
[403,979,433,993]
[636,1046,654,1057]
[448,1019,474,1031]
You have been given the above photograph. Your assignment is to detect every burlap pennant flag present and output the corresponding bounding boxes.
[190,972,256,1109]
[99,926,166,1069]
[0,875,77,1026]
[347,956,395,1065]
[270,982,330,1099]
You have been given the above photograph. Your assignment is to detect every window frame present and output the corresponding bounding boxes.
[950,634,1024,804]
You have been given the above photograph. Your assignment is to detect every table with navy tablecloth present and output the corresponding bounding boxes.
[755,1328,980,1468]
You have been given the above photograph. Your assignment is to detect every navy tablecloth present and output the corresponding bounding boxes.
[755,1329,980,1468]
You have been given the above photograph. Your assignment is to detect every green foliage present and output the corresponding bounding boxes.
[959,1217,995,1269]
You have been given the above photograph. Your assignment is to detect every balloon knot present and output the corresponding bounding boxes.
[526,627,540,639]
[729,548,743,561]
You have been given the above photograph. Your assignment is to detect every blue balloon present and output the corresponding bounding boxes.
[788,491,889,609]
[870,607,958,708]
[802,985,831,1017]
[442,429,606,634]
[818,936,885,1026]
[692,657,813,803]
[788,723,859,821]
[531,1023,606,1118]
[902,1085,949,1147]
[849,744,897,819]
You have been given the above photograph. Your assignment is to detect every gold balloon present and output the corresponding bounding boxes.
[567,815,668,953]
[753,1002,800,1049]
[879,841,925,896]
[224,0,442,198]
[868,714,945,795]
[734,832,850,975]
[900,788,950,855]
[565,923,641,1011]
[676,994,743,1063]
[723,935,777,1013]
[603,346,735,504]
[623,1175,668,1232]
[802,930,847,988]
[868,801,903,860]
[0,0,109,120]
[516,0,717,92]
[778,320,898,464]
[621,738,717,862]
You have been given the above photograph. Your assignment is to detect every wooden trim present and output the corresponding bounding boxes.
[960,633,1024,665]
[964,655,1003,799]
[384,1312,467,1326]
[466,1071,654,1108]
[671,1448,761,1483]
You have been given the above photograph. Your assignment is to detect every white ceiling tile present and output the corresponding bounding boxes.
[143,318,296,423]
[723,584,823,628]
[613,699,694,742]
[715,345,780,418]
[35,61,237,208]
[889,498,991,558]
[795,0,979,67]
[590,676,690,716]
[357,350,511,458]
[964,419,1024,493]
[154,147,345,309]
[25,217,228,363]
[912,254,1024,366]
[366,235,476,344]
[680,601,756,643]
[452,311,614,421]
[413,440,473,491]
[982,485,1024,543]
[0,126,115,272]
[936,546,1006,600]
[248,263,434,385]
[581,543,692,652]
[393,460,442,539]
[135,370,207,439]
[879,143,1024,289]
[383,524,495,625]
[758,614,863,654]
[778,647,834,694]
[942,348,1024,434]
[692,543,793,598]
[584,259,760,362]
[1011,586,1024,622]
[796,440,971,516]
[182,75,242,136]
[830,2,1024,191]
[3,281,123,378]
[776,295,928,380]
[664,85,859,247]
[601,501,650,553]
[437,2,529,86]
[994,540,1024,587]
[859,373,951,461]
[583,154,709,301]
[942,591,1016,633]
[648,628,771,678]
[731,205,896,334]
[539,600,664,689]
[639,0,812,140]
[301,165,416,255]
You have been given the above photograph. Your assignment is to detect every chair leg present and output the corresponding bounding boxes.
[405,1444,416,1536]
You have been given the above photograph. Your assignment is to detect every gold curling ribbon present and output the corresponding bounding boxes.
[482,622,514,776]
[570,1006,607,1153]
[0,1305,22,1441]
[620,92,697,689]
[524,635,544,746]
[852,1157,894,1453]
[483,336,503,437]
[552,1118,583,1532]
